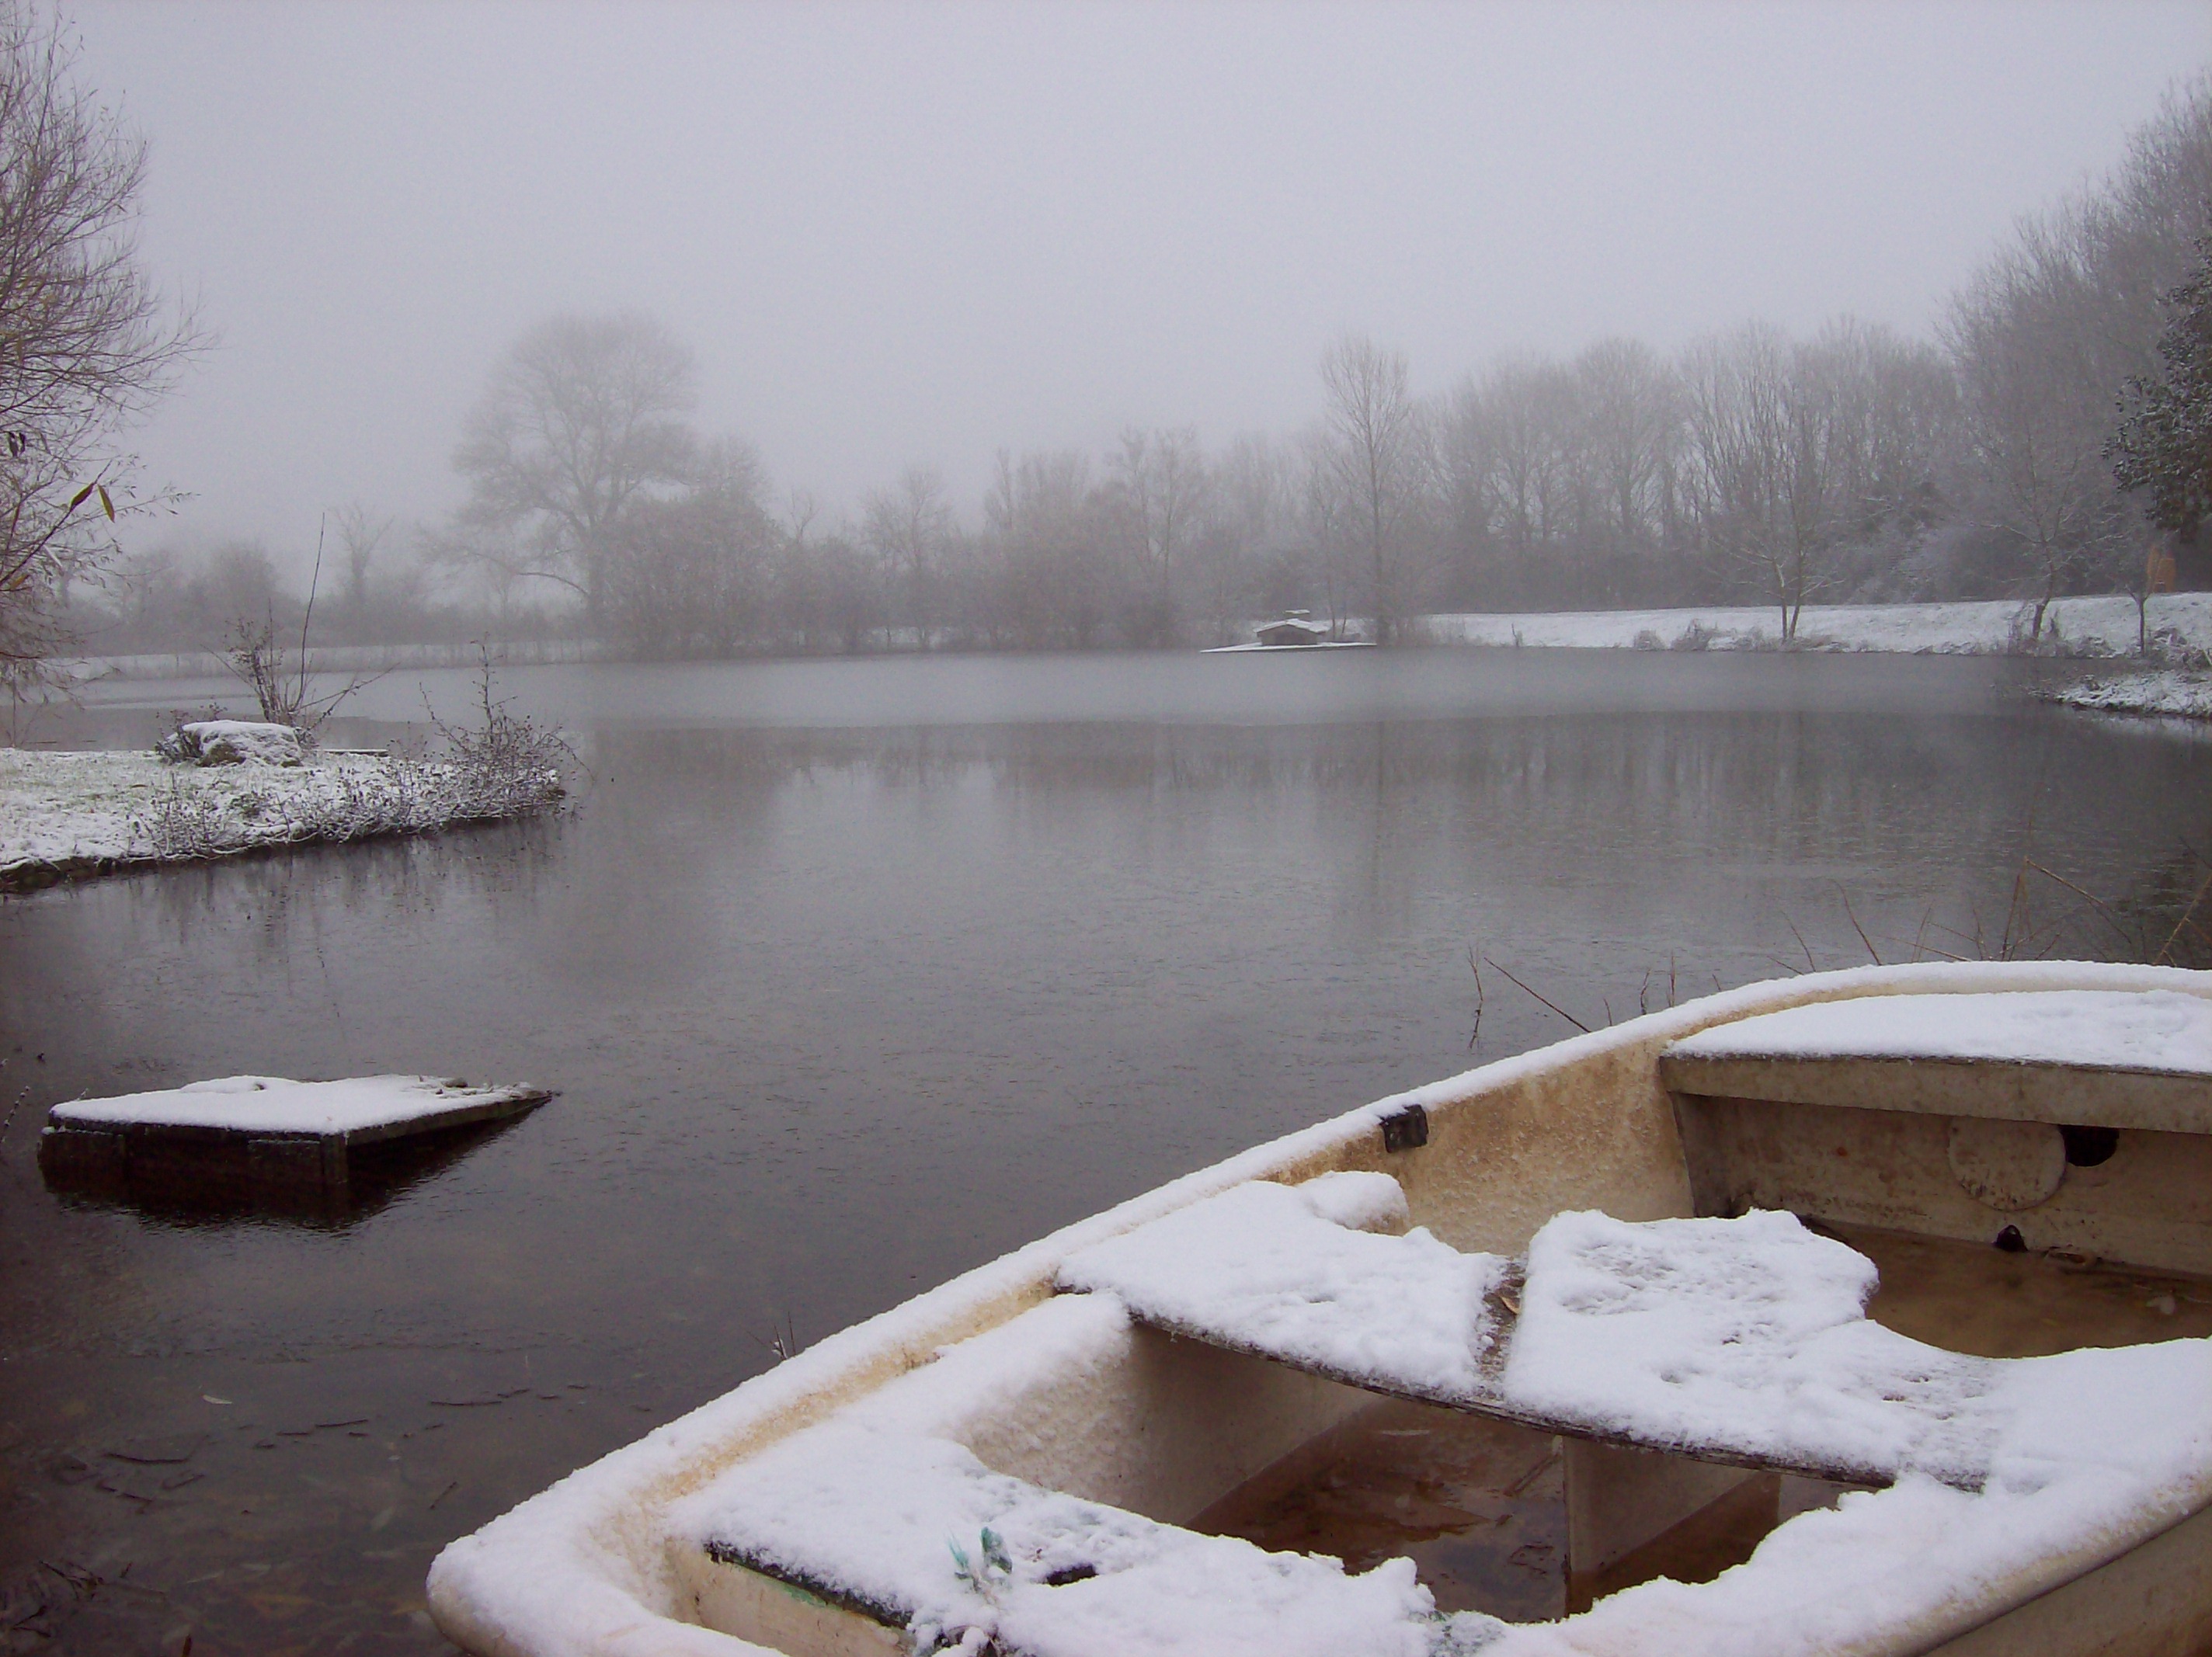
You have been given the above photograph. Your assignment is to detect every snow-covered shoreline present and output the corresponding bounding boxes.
[1428,591,2212,656]
[0,746,565,893]
[45,594,2212,682]
[2037,669,2212,721]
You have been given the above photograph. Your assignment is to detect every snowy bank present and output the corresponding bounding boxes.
[2037,668,2212,721]
[0,745,565,892]
[1429,592,2212,656]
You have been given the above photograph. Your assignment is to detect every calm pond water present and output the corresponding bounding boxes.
[3,648,2208,1654]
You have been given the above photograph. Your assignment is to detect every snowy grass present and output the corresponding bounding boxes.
[0,745,566,891]
[1430,592,2212,657]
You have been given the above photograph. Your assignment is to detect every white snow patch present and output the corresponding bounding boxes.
[1057,1175,1503,1400]
[0,745,562,884]
[676,1294,1492,1657]
[1428,592,2212,656]
[50,1074,543,1137]
[1485,1333,2212,1657]
[1202,641,1377,654]
[1506,1211,1996,1485]
[692,1423,1462,1657]
[1668,988,2212,1077]
[2043,668,2212,721]
[0,746,391,870]
[177,719,304,765]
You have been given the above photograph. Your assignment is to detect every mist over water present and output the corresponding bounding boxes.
[5,652,2209,1651]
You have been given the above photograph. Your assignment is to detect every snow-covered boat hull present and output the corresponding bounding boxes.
[430,963,2212,1657]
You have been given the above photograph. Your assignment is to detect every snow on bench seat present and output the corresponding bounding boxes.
[1659,989,2212,1131]
[1057,1176,1999,1488]
[1056,1172,1506,1402]
[674,1291,1504,1657]
[1505,1208,1995,1489]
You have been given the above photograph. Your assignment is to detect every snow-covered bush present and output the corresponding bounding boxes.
[130,750,568,862]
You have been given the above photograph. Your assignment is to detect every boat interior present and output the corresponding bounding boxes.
[426,967,2212,1657]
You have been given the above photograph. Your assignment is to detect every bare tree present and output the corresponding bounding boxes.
[333,500,392,611]
[861,464,955,648]
[1292,426,1355,637]
[0,3,200,677]
[603,438,777,656]
[450,312,698,617]
[1194,432,1294,640]
[1106,425,1210,646]
[1574,338,1681,601]
[1679,322,1853,641]
[1317,332,1431,643]
[983,448,1108,648]
[1946,212,2143,639]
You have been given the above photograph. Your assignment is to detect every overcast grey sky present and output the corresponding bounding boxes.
[70,0,2212,566]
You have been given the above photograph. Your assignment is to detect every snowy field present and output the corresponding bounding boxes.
[0,746,562,891]
[1428,591,2212,655]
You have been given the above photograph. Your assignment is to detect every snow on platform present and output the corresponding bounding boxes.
[40,1075,551,1203]
[1660,989,2212,1133]
[49,1074,551,1143]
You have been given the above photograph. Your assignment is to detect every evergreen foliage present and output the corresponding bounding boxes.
[2111,229,2212,535]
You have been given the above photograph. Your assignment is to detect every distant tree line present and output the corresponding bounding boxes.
[64,74,2212,662]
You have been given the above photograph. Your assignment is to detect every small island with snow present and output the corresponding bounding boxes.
[1,708,569,894]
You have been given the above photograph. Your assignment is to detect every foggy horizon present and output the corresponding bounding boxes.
[71,0,2212,570]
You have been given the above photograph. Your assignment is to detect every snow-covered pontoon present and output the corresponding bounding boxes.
[430,964,2212,1657]
[40,1074,551,1214]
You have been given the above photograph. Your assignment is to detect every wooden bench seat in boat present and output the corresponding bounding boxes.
[1655,989,2212,1273]
[676,1289,1504,1657]
[1055,1174,1994,1492]
[1657,988,2212,1131]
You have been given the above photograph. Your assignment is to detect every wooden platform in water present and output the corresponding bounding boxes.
[39,1075,551,1211]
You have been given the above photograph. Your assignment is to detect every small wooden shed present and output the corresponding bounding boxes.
[1254,613,1329,647]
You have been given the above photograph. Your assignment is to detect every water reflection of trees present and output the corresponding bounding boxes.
[115,816,569,957]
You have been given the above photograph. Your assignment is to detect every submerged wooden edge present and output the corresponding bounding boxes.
[697,1543,909,1633]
